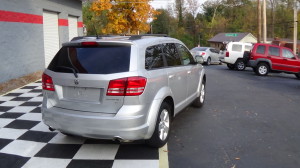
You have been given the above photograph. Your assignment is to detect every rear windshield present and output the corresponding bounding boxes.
[191,47,207,51]
[48,45,131,74]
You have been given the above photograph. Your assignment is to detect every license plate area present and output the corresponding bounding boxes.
[63,86,100,102]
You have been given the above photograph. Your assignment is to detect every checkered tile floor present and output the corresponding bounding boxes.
[0,81,159,168]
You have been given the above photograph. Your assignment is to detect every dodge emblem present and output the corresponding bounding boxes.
[74,79,79,85]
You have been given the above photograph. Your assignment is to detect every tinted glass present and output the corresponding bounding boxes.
[48,45,131,74]
[232,44,242,52]
[268,46,280,56]
[145,45,164,69]
[282,49,295,59]
[163,43,181,66]
[176,44,196,65]
[256,45,265,54]
[191,47,207,51]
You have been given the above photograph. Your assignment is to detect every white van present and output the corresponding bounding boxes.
[220,42,253,70]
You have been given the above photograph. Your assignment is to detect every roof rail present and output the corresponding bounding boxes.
[71,35,123,41]
[128,34,169,40]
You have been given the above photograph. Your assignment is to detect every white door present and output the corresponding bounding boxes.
[43,11,59,67]
[68,16,78,41]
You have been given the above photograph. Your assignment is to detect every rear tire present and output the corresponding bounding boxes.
[192,81,205,108]
[235,60,246,71]
[255,63,269,76]
[146,102,171,148]
[206,57,211,65]
[227,64,235,70]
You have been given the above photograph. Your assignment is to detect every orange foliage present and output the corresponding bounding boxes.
[91,0,160,34]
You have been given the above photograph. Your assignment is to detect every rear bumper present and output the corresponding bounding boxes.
[42,105,150,141]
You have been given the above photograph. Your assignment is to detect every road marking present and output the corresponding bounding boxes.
[159,144,169,168]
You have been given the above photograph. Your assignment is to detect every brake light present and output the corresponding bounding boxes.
[226,51,229,57]
[201,52,206,56]
[81,41,98,46]
[107,76,147,96]
[42,73,55,91]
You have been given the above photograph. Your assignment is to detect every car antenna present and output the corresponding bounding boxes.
[93,25,99,39]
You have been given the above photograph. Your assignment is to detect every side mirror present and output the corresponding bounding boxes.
[195,55,204,64]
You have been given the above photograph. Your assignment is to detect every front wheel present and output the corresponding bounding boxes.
[146,102,171,148]
[235,60,246,71]
[192,81,205,108]
[255,63,269,76]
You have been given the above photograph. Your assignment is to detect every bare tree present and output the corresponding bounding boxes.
[186,0,199,17]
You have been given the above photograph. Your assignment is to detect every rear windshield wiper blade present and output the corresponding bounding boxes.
[56,66,78,78]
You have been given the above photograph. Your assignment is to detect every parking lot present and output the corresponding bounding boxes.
[168,65,300,168]
[1,64,300,168]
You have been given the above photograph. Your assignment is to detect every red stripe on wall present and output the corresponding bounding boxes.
[58,19,68,26]
[77,22,83,28]
[0,10,42,24]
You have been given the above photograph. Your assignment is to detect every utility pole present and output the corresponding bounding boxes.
[257,0,261,43]
[293,0,298,54]
[262,0,267,43]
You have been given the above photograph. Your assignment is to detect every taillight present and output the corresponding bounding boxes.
[81,41,98,46]
[226,51,229,57]
[107,76,147,96]
[201,52,206,56]
[42,73,55,91]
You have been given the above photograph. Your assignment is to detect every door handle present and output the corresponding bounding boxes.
[169,75,175,79]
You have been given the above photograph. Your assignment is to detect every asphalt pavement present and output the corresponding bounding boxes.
[168,65,300,168]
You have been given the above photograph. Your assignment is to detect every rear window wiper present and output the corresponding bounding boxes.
[56,66,78,78]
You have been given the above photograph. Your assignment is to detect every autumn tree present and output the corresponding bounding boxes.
[91,0,159,34]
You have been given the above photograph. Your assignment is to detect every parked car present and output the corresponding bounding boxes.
[190,47,221,65]
[42,35,206,148]
[221,42,253,70]
[249,43,300,78]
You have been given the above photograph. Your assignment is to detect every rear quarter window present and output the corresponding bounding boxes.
[256,45,266,54]
[232,44,242,52]
[145,44,164,70]
[48,45,131,74]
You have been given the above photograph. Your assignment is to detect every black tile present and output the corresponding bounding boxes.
[115,144,159,159]
[67,160,114,168]
[4,120,40,129]
[0,101,4,104]
[10,97,32,101]
[30,107,41,113]
[36,81,42,83]
[0,138,13,150]
[0,106,14,112]
[4,93,22,97]
[18,130,57,143]
[34,144,82,159]
[22,86,38,89]
[19,102,42,106]
[0,112,24,119]
[0,153,30,168]
[29,89,42,93]
[84,139,118,144]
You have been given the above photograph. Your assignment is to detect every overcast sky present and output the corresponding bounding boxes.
[150,0,207,9]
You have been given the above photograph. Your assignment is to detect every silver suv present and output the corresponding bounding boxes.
[42,35,206,147]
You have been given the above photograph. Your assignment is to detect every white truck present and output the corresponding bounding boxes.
[220,42,253,71]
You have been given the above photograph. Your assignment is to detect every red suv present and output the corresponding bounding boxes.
[249,43,300,79]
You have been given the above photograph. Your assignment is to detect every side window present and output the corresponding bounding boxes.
[245,45,252,51]
[282,49,296,59]
[232,44,242,52]
[268,46,280,56]
[256,45,266,54]
[176,44,195,65]
[162,43,181,66]
[145,44,164,70]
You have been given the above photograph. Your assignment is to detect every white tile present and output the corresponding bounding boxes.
[0,112,3,115]
[0,96,15,101]
[26,82,41,87]
[36,86,42,89]
[28,97,43,102]
[0,128,27,139]
[0,118,14,128]
[30,122,55,132]
[0,101,25,106]
[17,113,42,121]
[49,133,86,144]
[23,157,71,168]
[19,93,41,97]
[112,160,159,168]
[73,144,119,160]
[0,140,46,157]
[7,106,36,113]
[10,89,31,93]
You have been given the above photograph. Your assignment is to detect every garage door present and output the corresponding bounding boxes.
[43,11,59,67]
[68,16,78,41]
